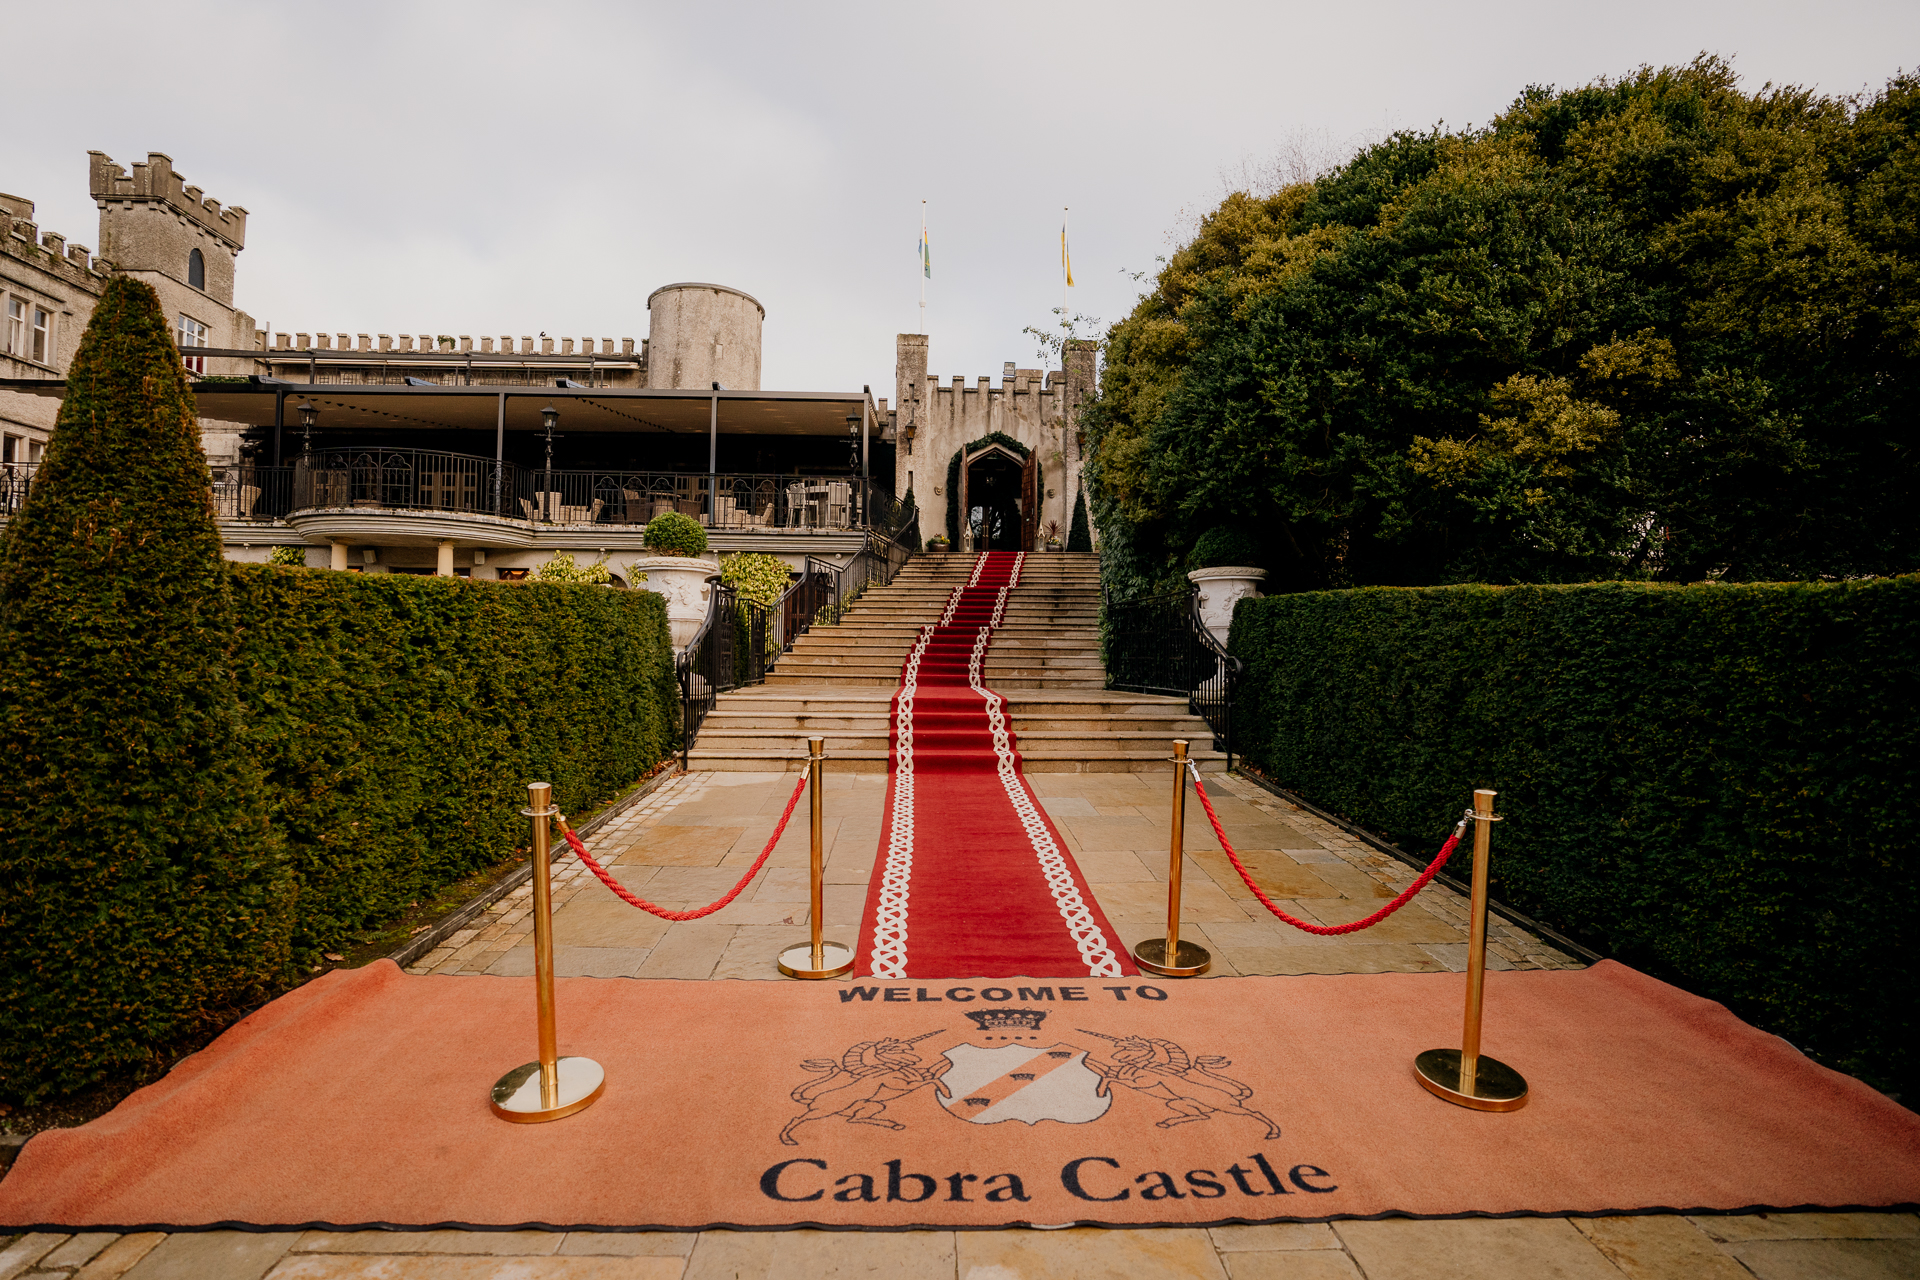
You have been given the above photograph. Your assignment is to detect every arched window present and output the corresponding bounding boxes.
[187,248,205,290]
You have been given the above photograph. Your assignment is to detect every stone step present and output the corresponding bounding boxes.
[685,746,1227,774]
[762,673,1107,689]
[771,659,1105,677]
[708,717,1214,738]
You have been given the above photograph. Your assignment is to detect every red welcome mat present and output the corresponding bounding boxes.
[3,961,1915,1230]
[853,551,1134,979]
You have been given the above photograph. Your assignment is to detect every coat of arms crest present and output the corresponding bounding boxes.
[936,1009,1110,1126]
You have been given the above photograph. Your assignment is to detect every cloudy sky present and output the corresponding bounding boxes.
[7,0,1915,396]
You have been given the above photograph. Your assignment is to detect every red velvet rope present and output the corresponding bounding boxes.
[557,771,809,921]
[1190,770,1460,935]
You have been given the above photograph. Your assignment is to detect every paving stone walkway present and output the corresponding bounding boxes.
[5,769,1913,1279]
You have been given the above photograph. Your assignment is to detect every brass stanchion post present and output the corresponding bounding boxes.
[489,781,607,1122]
[779,738,854,979]
[1133,740,1211,977]
[1414,788,1529,1111]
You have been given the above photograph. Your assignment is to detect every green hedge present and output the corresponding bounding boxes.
[1230,577,1919,1097]
[0,278,290,1105]
[233,565,679,957]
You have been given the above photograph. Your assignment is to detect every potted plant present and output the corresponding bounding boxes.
[1042,519,1064,551]
[927,534,951,553]
[632,512,720,650]
[1185,526,1266,648]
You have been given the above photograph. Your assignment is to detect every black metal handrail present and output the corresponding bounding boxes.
[677,576,774,766]
[293,447,520,517]
[1102,586,1241,766]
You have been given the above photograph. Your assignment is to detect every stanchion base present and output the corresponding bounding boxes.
[490,1056,606,1123]
[778,940,855,979]
[1133,937,1211,977]
[1413,1048,1529,1112]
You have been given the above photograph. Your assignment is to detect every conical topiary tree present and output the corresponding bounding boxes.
[1067,486,1093,552]
[0,276,289,1103]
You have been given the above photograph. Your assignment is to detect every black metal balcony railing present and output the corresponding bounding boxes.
[517,468,881,531]
[287,447,900,533]
[1,463,36,515]
[211,465,293,520]
[2,463,294,523]
[1103,588,1241,766]
[293,449,518,517]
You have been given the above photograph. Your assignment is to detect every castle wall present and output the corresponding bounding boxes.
[892,335,1096,548]
[646,283,763,391]
[1,194,109,455]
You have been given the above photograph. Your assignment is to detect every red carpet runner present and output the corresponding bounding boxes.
[853,552,1136,979]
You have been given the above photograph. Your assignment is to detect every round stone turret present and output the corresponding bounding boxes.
[645,282,764,391]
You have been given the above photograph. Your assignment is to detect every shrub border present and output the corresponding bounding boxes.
[1232,765,1603,966]
[387,760,682,969]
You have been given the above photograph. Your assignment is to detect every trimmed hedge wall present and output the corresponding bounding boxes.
[233,565,679,957]
[1230,577,1918,1097]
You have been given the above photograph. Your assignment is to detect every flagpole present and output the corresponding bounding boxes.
[920,200,927,336]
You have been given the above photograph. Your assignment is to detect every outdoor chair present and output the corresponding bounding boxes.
[238,485,261,518]
[826,481,852,528]
[519,498,538,521]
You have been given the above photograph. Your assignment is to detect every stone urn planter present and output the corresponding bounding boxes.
[631,553,721,650]
[1187,565,1267,648]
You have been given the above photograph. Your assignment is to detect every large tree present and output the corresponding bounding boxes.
[1088,58,1920,596]
[0,276,289,1102]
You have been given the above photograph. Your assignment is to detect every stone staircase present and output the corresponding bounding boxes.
[685,551,1228,773]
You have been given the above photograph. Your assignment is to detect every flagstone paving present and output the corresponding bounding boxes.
[5,769,1913,1279]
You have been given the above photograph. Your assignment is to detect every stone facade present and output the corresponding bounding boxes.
[0,193,111,458]
[891,334,1097,548]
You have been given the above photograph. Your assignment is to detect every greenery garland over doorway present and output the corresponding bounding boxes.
[945,431,1032,545]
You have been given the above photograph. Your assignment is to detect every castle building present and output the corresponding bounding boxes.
[891,333,1095,553]
[4,149,1096,577]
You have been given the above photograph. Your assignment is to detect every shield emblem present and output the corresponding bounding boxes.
[937,1042,1111,1126]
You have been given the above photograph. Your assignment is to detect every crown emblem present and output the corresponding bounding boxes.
[964,1008,1048,1033]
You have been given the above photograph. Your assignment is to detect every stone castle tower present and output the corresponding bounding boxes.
[89,151,256,353]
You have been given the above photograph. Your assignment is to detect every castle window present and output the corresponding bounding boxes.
[188,248,205,290]
[4,298,21,356]
[30,308,51,364]
[177,313,209,374]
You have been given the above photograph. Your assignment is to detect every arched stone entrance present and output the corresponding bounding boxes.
[958,443,1037,551]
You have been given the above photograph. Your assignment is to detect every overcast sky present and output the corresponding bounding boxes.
[6,1,1915,396]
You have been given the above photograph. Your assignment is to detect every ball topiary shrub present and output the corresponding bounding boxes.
[643,510,708,557]
[0,276,290,1103]
[268,545,308,567]
[1188,525,1260,569]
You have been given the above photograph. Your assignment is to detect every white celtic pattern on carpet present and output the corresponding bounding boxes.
[869,626,932,978]
[969,555,1124,978]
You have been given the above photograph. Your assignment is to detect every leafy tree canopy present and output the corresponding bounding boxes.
[1086,57,1920,596]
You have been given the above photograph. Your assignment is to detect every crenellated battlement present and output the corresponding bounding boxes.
[0,193,112,289]
[253,331,641,357]
[88,151,247,250]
